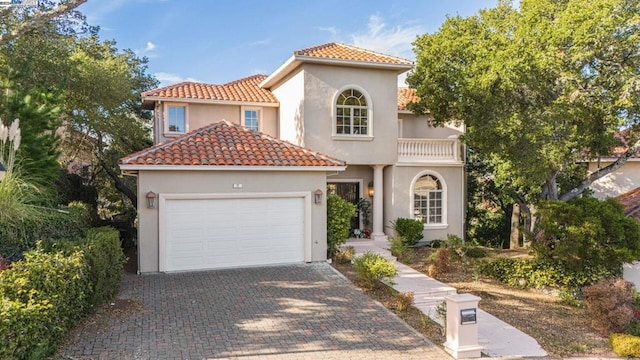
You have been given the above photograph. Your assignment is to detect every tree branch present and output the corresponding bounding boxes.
[97,156,138,206]
[0,0,87,45]
[560,138,640,201]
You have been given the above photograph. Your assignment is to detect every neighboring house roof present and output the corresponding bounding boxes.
[261,42,414,88]
[119,120,346,170]
[617,187,640,220]
[398,87,419,112]
[141,74,279,109]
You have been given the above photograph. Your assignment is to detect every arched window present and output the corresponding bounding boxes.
[413,174,444,225]
[336,88,369,135]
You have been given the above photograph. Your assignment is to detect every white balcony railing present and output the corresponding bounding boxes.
[397,138,462,163]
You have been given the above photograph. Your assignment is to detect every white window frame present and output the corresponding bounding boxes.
[164,103,188,135]
[242,106,262,131]
[410,170,448,229]
[332,85,373,141]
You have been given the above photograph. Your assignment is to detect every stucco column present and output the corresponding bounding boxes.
[371,164,387,242]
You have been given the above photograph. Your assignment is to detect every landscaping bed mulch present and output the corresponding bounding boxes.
[333,246,620,358]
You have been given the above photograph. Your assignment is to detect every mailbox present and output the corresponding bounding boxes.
[460,308,477,325]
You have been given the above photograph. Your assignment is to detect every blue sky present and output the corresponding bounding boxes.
[78,0,497,86]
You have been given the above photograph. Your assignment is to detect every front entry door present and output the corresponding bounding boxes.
[327,182,360,230]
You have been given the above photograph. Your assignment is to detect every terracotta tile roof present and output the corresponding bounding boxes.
[142,75,278,104]
[617,187,640,220]
[295,42,413,66]
[398,88,419,111]
[119,120,345,168]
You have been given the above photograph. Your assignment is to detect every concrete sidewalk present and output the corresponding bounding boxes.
[346,238,548,359]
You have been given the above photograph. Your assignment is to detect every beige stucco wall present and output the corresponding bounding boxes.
[398,113,464,139]
[272,67,305,145]
[300,64,399,165]
[155,102,278,143]
[384,165,465,242]
[588,160,640,199]
[136,170,329,273]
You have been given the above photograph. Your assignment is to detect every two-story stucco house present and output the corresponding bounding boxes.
[119,43,465,273]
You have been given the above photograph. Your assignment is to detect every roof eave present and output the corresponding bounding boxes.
[119,164,347,172]
[261,54,414,89]
[140,96,279,107]
[260,55,299,89]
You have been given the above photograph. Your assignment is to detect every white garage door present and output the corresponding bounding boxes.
[162,196,305,272]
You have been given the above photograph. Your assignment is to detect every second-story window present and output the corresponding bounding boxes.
[243,108,261,131]
[336,89,368,135]
[167,106,186,133]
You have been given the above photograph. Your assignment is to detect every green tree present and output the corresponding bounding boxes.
[407,0,640,224]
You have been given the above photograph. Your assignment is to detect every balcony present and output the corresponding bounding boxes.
[397,138,463,164]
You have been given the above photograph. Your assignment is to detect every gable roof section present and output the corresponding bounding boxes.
[261,42,414,88]
[142,74,279,108]
[119,120,346,171]
[617,187,640,220]
[295,42,413,65]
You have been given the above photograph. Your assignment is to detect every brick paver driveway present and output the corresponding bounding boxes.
[59,263,449,360]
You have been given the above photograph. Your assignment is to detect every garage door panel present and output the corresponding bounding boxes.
[164,196,305,272]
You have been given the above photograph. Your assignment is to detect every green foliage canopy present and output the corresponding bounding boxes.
[407,0,640,205]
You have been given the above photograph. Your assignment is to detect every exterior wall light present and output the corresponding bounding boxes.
[146,191,157,209]
[367,181,374,197]
[314,189,323,204]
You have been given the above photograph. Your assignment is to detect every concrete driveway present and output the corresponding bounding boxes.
[59,263,449,360]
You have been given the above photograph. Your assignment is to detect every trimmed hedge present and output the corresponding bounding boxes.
[0,227,124,359]
[0,201,91,261]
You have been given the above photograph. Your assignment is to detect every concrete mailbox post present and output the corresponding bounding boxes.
[443,294,482,359]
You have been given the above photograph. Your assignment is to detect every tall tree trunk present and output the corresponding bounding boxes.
[98,157,137,206]
[510,203,520,249]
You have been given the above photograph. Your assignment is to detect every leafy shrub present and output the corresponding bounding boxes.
[583,278,635,334]
[333,246,355,264]
[389,236,414,263]
[327,194,357,256]
[0,201,91,261]
[0,227,124,359]
[465,247,488,258]
[43,227,126,307]
[427,239,445,248]
[610,333,640,357]
[533,198,640,284]
[392,218,424,246]
[352,251,398,289]
[395,291,414,311]
[477,255,612,289]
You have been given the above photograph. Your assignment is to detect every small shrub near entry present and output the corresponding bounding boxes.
[395,291,414,312]
[352,251,398,289]
[610,333,640,358]
[327,194,357,257]
[333,246,356,264]
[583,278,635,335]
[392,218,424,246]
[389,236,414,263]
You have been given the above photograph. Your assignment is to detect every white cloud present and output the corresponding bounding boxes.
[349,14,423,60]
[154,72,201,85]
[135,41,157,57]
[317,26,339,38]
